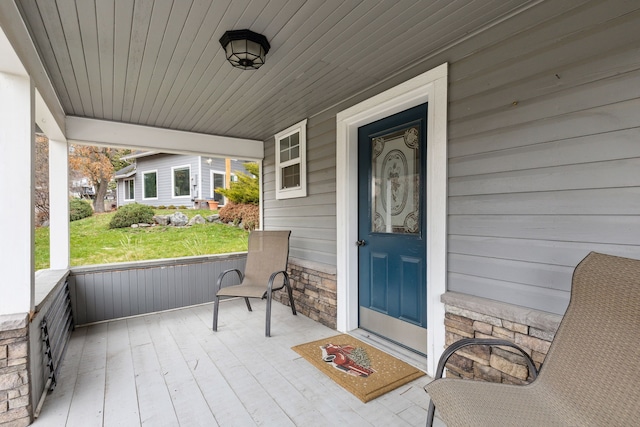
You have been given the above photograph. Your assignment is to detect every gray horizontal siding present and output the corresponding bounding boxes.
[444,0,640,314]
[118,154,250,207]
[257,0,640,314]
[202,1,639,317]
[68,254,246,325]
[263,114,337,266]
[200,157,251,202]
[120,153,196,207]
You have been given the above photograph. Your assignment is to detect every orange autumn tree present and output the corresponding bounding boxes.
[69,145,130,213]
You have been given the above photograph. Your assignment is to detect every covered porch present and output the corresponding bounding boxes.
[2,0,640,425]
[32,298,434,427]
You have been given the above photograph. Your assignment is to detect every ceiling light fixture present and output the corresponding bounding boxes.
[219,29,270,70]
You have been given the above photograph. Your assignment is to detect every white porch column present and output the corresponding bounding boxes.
[0,71,35,315]
[49,139,70,269]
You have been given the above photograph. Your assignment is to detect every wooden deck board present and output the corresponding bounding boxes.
[104,320,140,425]
[33,299,435,426]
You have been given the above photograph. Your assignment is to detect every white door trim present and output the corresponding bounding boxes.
[336,63,448,376]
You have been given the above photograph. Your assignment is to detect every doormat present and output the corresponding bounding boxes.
[292,334,425,402]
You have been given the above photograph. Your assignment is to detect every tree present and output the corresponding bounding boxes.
[69,145,130,213]
[35,134,50,225]
[215,162,259,204]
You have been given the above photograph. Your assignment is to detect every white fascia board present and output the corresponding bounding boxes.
[121,151,158,160]
[36,90,66,142]
[66,117,264,160]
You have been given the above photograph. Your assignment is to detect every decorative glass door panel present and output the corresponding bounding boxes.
[371,126,421,235]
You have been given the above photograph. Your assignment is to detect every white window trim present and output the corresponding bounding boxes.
[171,164,191,199]
[123,178,135,201]
[142,170,158,200]
[275,119,307,199]
[210,169,226,203]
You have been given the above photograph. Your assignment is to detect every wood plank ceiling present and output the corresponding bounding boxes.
[16,0,534,141]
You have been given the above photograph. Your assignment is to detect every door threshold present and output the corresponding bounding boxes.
[349,328,427,373]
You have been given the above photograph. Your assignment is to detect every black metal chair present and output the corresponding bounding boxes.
[212,230,296,337]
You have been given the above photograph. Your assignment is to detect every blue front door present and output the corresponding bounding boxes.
[358,103,428,354]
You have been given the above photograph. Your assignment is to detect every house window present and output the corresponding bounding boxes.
[275,119,307,199]
[172,165,191,198]
[211,171,225,203]
[124,178,134,201]
[142,171,157,199]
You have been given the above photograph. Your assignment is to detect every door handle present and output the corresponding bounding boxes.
[356,240,366,247]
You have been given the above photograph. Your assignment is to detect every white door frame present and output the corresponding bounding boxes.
[336,63,448,376]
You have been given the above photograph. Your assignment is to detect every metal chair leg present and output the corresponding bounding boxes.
[426,401,435,426]
[212,295,219,331]
[265,290,272,337]
[244,297,252,311]
[285,276,297,315]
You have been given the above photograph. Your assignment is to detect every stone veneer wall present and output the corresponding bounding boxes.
[441,292,563,384]
[0,314,30,427]
[273,258,337,329]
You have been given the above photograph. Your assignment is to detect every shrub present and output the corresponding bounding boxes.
[69,199,93,221]
[215,162,259,205]
[158,205,166,210]
[179,205,187,210]
[218,202,259,230]
[168,205,176,210]
[108,203,155,229]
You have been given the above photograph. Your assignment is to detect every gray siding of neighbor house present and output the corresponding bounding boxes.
[263,0,640,315]
[201,156,228,201]
[117,155,251,207]
[200,157,251,202]
[118,153,198,207]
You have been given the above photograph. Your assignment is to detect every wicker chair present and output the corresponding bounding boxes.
[212,230,296,337]
[425,252,640,426]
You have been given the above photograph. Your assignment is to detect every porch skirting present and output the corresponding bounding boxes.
[275,258,337,330]
[0,313,30,427]
[441,292,562,383]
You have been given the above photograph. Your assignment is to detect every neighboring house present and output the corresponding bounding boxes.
[114,152,247,208]
[69,176,95,200]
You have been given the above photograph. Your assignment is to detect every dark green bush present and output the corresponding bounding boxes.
[108,203,155,229]
[69,199,93,221]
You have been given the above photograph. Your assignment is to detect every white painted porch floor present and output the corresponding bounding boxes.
[33,298,441,427]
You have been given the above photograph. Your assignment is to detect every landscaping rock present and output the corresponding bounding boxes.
[188,214,206,226]
[169,212,188,226]
[153,215,171,226]
[206,214,220,222]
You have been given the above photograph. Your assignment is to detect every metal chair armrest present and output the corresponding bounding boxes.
[426,338,538,426]
[266,270,289,293]
[216,268,244,293]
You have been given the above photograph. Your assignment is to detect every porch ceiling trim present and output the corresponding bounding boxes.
[66,117,264,160]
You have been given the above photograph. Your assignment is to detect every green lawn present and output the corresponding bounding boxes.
[35,209,249,270]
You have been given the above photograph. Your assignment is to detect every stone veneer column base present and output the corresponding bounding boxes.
[441,292,563,384]
[0,314,31,427]
[273,258,337,330]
